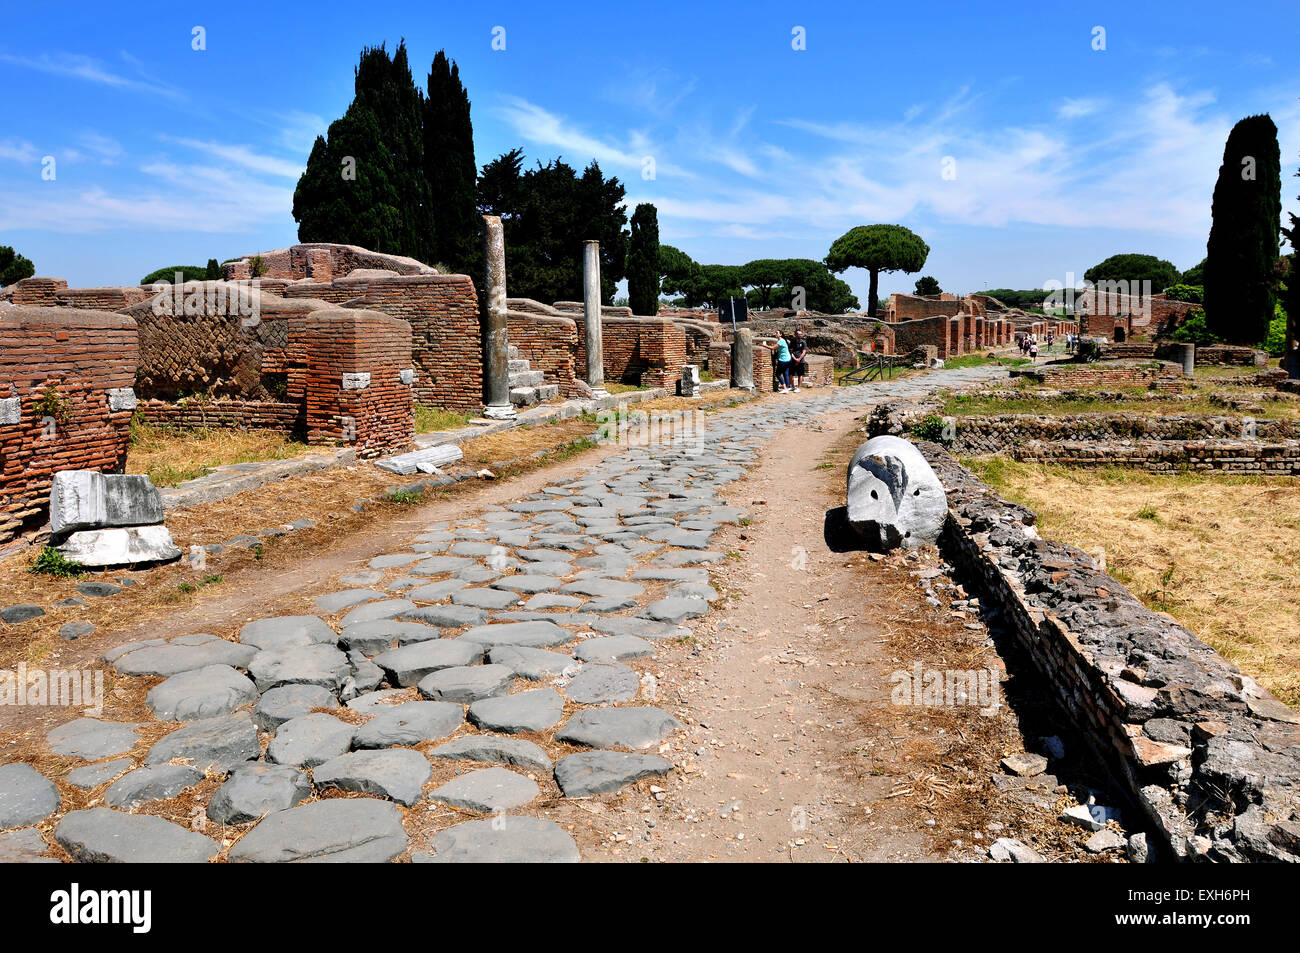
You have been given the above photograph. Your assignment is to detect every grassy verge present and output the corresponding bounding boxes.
[126,418,311,487]
[943,354,1033,369]
[414,405,473,433]
[963,456,1300,706]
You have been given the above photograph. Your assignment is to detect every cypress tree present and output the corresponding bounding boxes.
[1204,114,1281,344]
[424,51,479,275]
[627,203,660,315]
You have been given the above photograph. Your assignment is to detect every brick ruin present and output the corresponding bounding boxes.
[882,292,1066,360]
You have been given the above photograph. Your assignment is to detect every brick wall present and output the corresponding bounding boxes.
[892,315,954,359]
[508,311,580,396]
[887,293,965,322]
[2,277,147,311]
[222,243,435,282]
[287,309,413,457]
[0,308,138,542]
[136,398,299,433]
[1016,360,1184,392]
[590,317,689,390]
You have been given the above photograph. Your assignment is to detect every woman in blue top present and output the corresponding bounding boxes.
[775,332,793,392]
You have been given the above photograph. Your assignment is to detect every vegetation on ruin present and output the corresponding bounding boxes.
[913,275,942,296]
[941,353,1030,369]
[139,261,221,285]
[33,384,70,422]
[825,224,930,317]
[1205,114,1282,344]
[1162,283,1204,304]
[965,457,1300,706]
[0,244,35,286]
[413,405,472,433]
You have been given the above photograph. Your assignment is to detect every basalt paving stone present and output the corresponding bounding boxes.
[555,707,681,750]
[451,529,492,541]
[55,809,219,863]
[529,536,589,551]
[228,798,408,863]
[496,531,532,547]
[574,555,639,573]
[411,541,451,553]
[373,639,485,687]
[60,621,96,640]
[414,532,454,544]
[451,587,521,610]
[112,634,258,677]
[254,684,340,730]
[487,645,577,680]
[338,619,442,656]
[574,635,655,662]
[66,758,134,790]
[508,499,573,513]
[671,582,721,601]
[347,650,384,693]
[653,550,727,567]
[580,597,640,613]
[369,553,425,570]
[467,688,565,734]
[352,701,464,748]
[267,713,356,768]
[430,766,539,813]
[339,599,417,628]
[46,718,143,759]
[0,828,54,863]
[401,605,486,628]
[653,530,714,549]
[417,664,515,703]
[460,620,574,648]
[145,712,259,774]
[312,749,431,807]
[599,541,661,557]
[428,735,553,773]
[247,643,351,692]
[387,576,426,591]
[239,615,338,652]
[146,664,259,721]
[553,750,673,797]
[339,570,385,587]
[313,589,386,613]
[521,560,575,577]
[524,593,583,610]
[103,764,204,809]
[405,579,470,601]
[590,617,689,640]
[449,541,503,558]
[207,763,312,824]
[346,688,414,713]
[490,575,564,594]
[0,604,43,623]
[632,567,710,582]
[411,555,478,575]
[558,578,645,600]
[639,597,709,623]
[455,567,504,583]
[564,661,640,704]
[0,763,61,828]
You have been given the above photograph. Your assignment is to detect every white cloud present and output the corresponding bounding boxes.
[0,52,181,99]
[0,139,40,164]
[1057,97,1105,119]
[160,136,304,178]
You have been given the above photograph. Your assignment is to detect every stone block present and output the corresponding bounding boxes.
[107,387,137,412]
[0,397,19,426]
[57,525,181,567]
[399,369,415,385]
[50,470,165,533]
[375,445,463,476]
[341,372,370,390]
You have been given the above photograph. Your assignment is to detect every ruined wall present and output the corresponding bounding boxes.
[892,314,955,359]
[888,293,965,322]
[0,308,138,542]
[136,398,299,433]
[288,309,413,457]
[0,277,150,312]
[583,317,688,390]
[222,243,436,282]
[507,311,580,397]
[928,447,1300,861]
[1014,361,1184,392]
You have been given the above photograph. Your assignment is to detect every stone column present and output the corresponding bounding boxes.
[583,240,608,398]
[1176,342,1195,377]
[731,328,754,391]
[480,215,516,420]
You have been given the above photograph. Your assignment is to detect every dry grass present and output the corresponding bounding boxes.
[126,419,312,486]
[941,391,1300,420]
[413,405,472,434]
[965,457,1300,706]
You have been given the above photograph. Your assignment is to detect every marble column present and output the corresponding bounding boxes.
[480,215,516,419]
[731,328,754,391]
[583,240,608,398]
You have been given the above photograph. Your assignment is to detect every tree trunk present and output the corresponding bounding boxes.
[868,269,879,317]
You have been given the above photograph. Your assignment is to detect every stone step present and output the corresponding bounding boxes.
[509,387,541,407]
[508,358,531,374]
[508,345,520,361]
[536,383,559,401]
[508,370,546,388]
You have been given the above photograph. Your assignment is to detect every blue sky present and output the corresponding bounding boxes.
[2,0,1298,306]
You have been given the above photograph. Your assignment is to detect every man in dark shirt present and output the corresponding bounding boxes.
[790,329,809,392]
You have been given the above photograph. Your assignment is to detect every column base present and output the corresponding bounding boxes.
[482,403,517,420]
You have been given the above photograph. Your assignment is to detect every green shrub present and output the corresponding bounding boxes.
[909,414,949,442]
[29,546,83,577]
[141,265,206,286]
[1163,283,1204,304]
[1171,309,1219,345]
[1262,303,1287,356]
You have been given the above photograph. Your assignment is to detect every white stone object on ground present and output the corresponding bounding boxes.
[50,470,165,533]
[680,365,701,397]
[56,525,181,566]
[846,435,947,549]
[375,445,464,476]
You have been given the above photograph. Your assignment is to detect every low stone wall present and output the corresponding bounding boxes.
[1015,360,1185,392]
[926,446,1300,862]
[136,398,300,433]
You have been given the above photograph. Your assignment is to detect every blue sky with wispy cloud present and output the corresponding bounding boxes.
[1,0,1297,304]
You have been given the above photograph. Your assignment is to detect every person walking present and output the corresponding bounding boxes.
[789,328,809,392]
[775,332,793,393]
